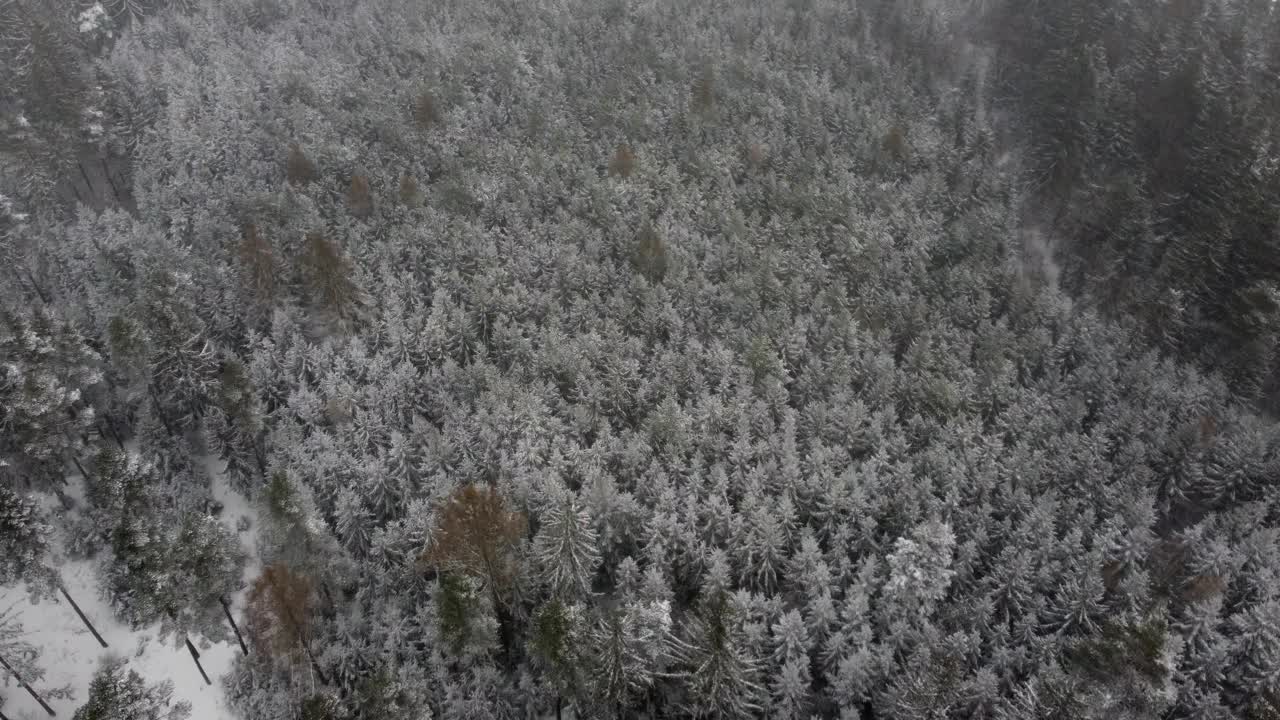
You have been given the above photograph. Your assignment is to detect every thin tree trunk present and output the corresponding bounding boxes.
[100,158,122,202]
[21,271,45,305]
[68,453,90,483]
[106,413,129,448]
[300,637,329,685]
[221,596,249,655]
[20,269,50,305]
[60,585,109,648]
[492,585,516,669]
[185,637,212,685]
[0,653,57,717]
[252,435,267,475]
[77,162,95,205]
[98,418,125,450]
[148,384,176,436]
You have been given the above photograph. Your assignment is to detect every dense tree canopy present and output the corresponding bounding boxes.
[2,0,1280,718]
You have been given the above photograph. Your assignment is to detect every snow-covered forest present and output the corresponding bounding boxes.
[3,0,1280,718]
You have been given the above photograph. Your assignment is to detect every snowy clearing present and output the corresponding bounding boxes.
[1,456,260,720]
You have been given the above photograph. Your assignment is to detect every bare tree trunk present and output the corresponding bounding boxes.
[70,180,88,206]
[185,637,212,685]
[221,596,249,655]
[14,268,50,305]
[0,653,57,717]
[98,418,126,450]
[100,158,122,202]
[67,453,90,483]
[60,585,109,648]
[492,585,516,670]
[77,162,96,206]
[252,435,267,475]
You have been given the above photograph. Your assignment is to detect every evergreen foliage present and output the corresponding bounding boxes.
[72,656,191,720]
[0,0,1279,717]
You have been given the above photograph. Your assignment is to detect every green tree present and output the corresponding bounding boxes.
[72,656,191,720]
[677,592,763,719]
[532,492,600,600]
[0,306,102,487]
[0,485,54,591]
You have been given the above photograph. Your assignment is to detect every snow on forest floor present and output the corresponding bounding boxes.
[0,455,260,720]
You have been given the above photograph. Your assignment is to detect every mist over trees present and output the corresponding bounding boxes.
[980,0,1280,407]
[3,0,1280,718]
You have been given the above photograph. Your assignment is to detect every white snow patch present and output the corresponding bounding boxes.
[77,3,108,34]
[0,455,261,720]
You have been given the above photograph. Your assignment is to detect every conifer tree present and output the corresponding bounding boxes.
[247,563,325,681]
[633,223,667,283]
[238,223,276,302]
[609,144,635,178]
[73,656,191,720]
[529,598,587,717]
[413,92,440,129]
[423,484,526,662]
[532,492,600,600]
[287,144,316,186]
[677,592,764,719]
[301,232,362,321]
[0,486,53,589]
[0,305,102,487]
[346,175,373,219]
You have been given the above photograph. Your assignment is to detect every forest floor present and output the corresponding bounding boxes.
[0,456,260,720]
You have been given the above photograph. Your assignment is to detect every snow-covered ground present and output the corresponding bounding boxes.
[1,456,260,720]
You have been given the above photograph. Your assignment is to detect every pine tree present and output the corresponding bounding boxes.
[287,143,316,185]
[73,656,191,720]
[398,174,420,206]
[165,512,245,636]
[238,223,276,302]
[529,598,587,716]
[413,92,440,129]
[90,450,177,625]
[423,484,526,662]
[0,305,102,487]
[246,563,324,679]
[0,0,93,211]
[770,609,813,718]
[691,66,715,117]
[589,599,678,715]
[334,486,373,557]
[301,232,362,321]
[209,358,266,489]
[138,268,218,431]
[885,519,956,610]
[346,174,373,219]
[677,592,764,719]
[423,485,526,602]
[633,223,667,283]
[532,492,600,600]
[0,485,53,589]
[608,144,635,178]
[0,605,48,702]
